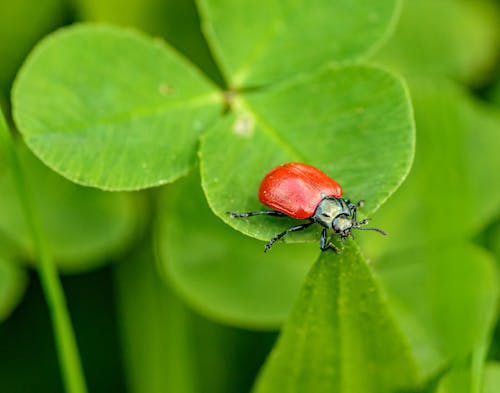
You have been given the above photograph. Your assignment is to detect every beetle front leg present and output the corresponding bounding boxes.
[265,221,314,252]
[349,200,364,222]
[344,198,363,209]
[319,228,340,253]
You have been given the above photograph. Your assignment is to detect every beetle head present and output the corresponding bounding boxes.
[332,215,354,237]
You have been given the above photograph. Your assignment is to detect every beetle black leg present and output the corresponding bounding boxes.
[265,221,314,252]
[350,200,364,222]
[320,228,340,253]
[344,198,363,210]
[227,210,286,218]
[356,218,370,226]
[345,199,355,210]
[352,208,358,223]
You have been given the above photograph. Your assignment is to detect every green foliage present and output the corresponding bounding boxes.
[114,246,199,393]
[198,0,399,86]
[0,144,138,272]
[254,244,421,393]
[69,0,223,84]
[361,79,500,256]
[0,257,27,322]
[0,0,66,95]
[157,171,317,328]
[115,243,276,393]
[377,244,498,380]
[202,65,414,243]
[483,363,500,393]
[375,0,500,85]
[13,24,221,190]
[364,0,500,391]
[1,0,500,392]
[0,107,87,393]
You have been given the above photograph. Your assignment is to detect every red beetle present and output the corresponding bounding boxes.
[229,162,386,252]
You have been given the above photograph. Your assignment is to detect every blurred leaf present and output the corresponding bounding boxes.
[13,24,221,191]
[253,244,421,393]
[0,257,27,322]
[376,243,499,380]
[0,0,66,94]
[494,79,500,103]
[70,0,223,85]
[361,79,500,257]
[1,92,88,393]
[375,0,500,85]
[114,246,198,393]
[157,171,317,328]
[435,348,491,393]
[487,219,500,361]
[198,0,399,86]
[0,271,63,393]
[0,142,138,273]
[483,362,500,393]
[201,65,414,243]
[191,321,276,393]
[435,359,472,393]
[115,243,277,393]
[486,220,500,265]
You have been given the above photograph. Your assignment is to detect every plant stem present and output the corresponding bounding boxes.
[0,111,88,393]
[471,341,487,393]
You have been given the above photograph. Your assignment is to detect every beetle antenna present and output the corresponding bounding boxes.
[355,226,387,236]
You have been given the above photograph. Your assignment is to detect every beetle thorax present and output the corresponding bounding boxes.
[312,197,352,231]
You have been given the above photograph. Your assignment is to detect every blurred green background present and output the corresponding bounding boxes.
[0,0,500,392]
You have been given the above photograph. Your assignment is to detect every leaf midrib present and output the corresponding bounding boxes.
[240,97,306,162]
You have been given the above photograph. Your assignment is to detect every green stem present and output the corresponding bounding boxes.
[471,341,487,393]
[0,110,88,393]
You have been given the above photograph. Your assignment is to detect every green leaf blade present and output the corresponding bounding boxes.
[376,243,499,380]
[0,0,66,94]
[71,0,224,86]
[13,24,222,190]
[0,257,27,322]
[483,363,500,393]
[114,247,199,393]
[198,0,400,87]
[254,244,420,393]
[375,0,500,85]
